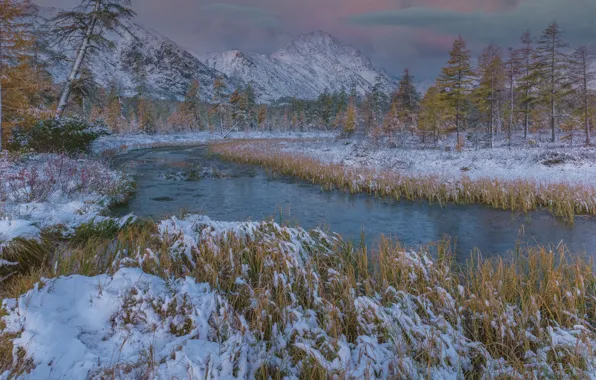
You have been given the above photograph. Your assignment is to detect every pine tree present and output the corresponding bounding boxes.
[0,0,33,151]
[244,83,256,128]
[473,44,505,148]
[383,100,401,135]
[257,104,267,130]
[368,76,389,128]
[229,88,242,126]
[570,46,596,146]
[344,97,357,136]
[534,21,570,142]
[137,97,154,134]
[178,80,202,130]
[394,68,421,133]
[105,82,125,132]
[318,89,333,128]
[53,0,136,117]
[211,77,227,134]
[419,86,444,144]
[437,35,474,142]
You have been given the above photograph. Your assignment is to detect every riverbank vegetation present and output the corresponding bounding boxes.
[211,139,596,222]
[0,215,595,378]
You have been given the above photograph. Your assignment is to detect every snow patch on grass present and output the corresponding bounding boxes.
[0,152,133,247]
[1,268,250,379]
[278,138,596,186]
[92,131,335,156]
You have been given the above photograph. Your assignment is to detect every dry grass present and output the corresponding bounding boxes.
[209,139,596,223]
[0,217,595,377]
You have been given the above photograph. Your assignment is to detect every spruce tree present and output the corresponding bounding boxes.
[344,97,357,136]
[211,77,227,134]
[437,35,474,142]
[257,104,267,130]
[177,80,201,130]
[394,68,421,132]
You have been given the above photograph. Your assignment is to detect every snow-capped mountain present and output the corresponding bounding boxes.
[33,6,395,102]
[32,5,236,101]
[204,31,397,102]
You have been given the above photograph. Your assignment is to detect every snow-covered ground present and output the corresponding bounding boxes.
[2,215,594,378]
[92,131,335,156]
[276,137,596,186]
[0,152,133,246]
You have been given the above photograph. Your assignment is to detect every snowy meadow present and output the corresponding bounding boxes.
[2,214,596,378]
[0,133,596,378]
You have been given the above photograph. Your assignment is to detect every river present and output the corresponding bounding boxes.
[112,146,596,259]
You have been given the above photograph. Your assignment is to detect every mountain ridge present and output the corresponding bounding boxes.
[33,5,397,103]
[203,30,397,102]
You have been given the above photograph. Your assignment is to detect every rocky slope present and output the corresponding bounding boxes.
[34,6,396,102]
[32,5,236,101]
[204,31,397,102]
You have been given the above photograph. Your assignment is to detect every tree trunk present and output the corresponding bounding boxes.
[55,0,101,118]
[584,61,591,146]
[509,77,514,147]
[550,40,556,143]
[489,100,494,148]
[0,80,3,152]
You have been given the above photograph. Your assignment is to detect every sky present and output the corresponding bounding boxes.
[36,0,596,81]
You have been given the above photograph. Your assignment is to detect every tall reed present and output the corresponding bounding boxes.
[210,139,596,223]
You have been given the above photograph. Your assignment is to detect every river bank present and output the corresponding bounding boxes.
[210,139,596,222]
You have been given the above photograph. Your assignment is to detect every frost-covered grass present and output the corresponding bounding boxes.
[0,152,134,247]
[1,215,595,378]
[92,131,335,157]
[210,139,596,222]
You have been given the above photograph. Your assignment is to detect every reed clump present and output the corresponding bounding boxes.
[1,216,595,377]
[210,139,596,223]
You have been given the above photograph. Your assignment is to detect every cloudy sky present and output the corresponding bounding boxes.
[36,0,596,80]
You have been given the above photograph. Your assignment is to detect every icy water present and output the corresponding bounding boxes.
[112,146,596,259]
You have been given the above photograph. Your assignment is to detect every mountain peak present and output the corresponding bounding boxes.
[295,30,338,45]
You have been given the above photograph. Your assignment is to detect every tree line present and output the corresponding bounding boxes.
[419,23,596,147]
[1,0,595,149]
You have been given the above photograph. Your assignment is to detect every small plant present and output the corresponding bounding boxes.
[9,117,109,155]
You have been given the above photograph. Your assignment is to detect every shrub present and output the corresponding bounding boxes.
[9,118,109,155]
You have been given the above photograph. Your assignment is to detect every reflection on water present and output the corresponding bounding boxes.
[112,146,596,260]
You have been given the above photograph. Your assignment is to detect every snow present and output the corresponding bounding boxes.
[0,220,40,250]
[0,152,133,247]
[32,5,237,102]
[1,268,249,379]
[274,137,596,186]
[34,5,395,103]
[92,131,335,156]
[2,214,596,378]
[204,31,396,102]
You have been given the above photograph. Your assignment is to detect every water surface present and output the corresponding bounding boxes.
[112,146,596,259]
